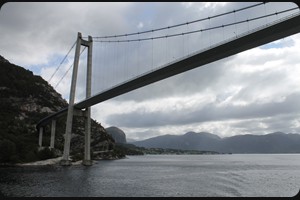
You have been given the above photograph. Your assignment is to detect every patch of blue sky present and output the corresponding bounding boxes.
[260,41,284,49]
[27,53,71,75]
[260,37,294,49]
[26,64,44,75]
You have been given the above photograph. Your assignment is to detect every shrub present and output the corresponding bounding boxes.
[37,147,56,160]
[24,151,38,162]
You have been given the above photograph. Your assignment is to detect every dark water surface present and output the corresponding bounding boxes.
[0,154,300,197]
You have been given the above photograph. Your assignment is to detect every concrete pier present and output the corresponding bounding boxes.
[50,119,56,149]
[38,127,43,147]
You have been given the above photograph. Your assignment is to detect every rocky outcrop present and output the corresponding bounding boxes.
[0,55,9,63]
[106,126,127,144]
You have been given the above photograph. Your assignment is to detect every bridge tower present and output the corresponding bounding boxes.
[60,32,93,166]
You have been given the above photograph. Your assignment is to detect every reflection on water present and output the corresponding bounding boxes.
[0,154,300,197]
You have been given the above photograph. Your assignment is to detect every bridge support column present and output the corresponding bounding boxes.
[38,127,43,147]
[83,36,93,166]
[60,33,94,166]
[60,32,82,166]
[82,108,92,166]
[50,119,56,149]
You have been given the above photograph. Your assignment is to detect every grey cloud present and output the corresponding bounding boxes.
[229,69,294,101]
[109,56,233,102]
[107,92,300,128]
[0,2,131,67]
[231,113,300,135]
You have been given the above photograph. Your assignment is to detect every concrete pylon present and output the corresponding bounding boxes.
[82,35,93,166]
[60,33,93,166]
[60,32,82,166]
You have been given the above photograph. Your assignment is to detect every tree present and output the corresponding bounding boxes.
[0,139,17,163]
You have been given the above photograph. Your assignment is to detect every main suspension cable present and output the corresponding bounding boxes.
[94,7,298,43]
[91,2,267,40]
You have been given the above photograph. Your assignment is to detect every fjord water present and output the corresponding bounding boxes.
[0,154,299,197]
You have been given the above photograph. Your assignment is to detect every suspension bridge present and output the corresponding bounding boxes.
[36,2,300,165]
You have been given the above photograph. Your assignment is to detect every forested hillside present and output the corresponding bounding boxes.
[0,55,118,164]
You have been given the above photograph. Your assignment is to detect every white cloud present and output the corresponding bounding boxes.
[203,2,228,9]
[137,22,144,29]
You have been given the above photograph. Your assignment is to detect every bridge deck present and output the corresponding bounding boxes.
[37,13,300,129]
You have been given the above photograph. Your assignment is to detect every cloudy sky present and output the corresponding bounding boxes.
[1,2,300,141]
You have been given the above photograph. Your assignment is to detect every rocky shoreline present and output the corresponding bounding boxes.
[17,157,70,166]
[13,155,126,167]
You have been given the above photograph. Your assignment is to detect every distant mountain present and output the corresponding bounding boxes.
[0,55,116,164]
[132,132,221,151]
[126,138,137,143]
[219,132,300,153]
[106,126,127,143]
[132,131,300,153]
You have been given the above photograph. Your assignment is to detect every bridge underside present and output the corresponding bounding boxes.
[37,13,300,130]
